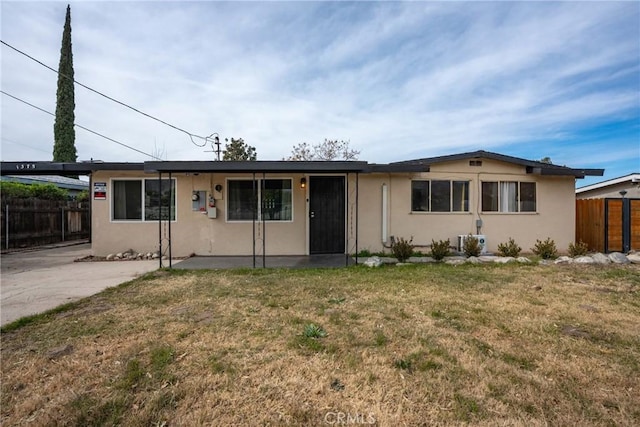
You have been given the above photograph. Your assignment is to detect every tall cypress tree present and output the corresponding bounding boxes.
[53,4,77,163]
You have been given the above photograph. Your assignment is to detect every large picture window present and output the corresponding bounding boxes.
[112,179,175,221]
[227,178,292,221]
[411,180,469,212]
[482,181,536,212]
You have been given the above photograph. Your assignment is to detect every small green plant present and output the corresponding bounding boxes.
[497,238,521,257]
[462,234,481,257]
[303,323,327,339]
[532,238,558,259]
[430,239,451,261]
[374,329,388,347]
[568,240,589,257]
[391,236,414,262]
[394,358,412,371]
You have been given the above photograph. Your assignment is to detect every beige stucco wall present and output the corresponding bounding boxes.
[91,171,313,257]
[91,158,579,257]
[357,159,578,254]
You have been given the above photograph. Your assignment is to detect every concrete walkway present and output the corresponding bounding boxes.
[0,243,158,326]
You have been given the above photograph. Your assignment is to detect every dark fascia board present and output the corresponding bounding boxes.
[1,161,144,175]
[144,160,369,173]
[365,163,429,173]
[397,150,604,178]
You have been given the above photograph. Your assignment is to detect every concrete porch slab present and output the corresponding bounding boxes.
[172,254,356,269]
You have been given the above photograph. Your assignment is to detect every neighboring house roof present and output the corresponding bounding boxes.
[1,175,89,191]
[393,150,604,178]
[576,173,640,194]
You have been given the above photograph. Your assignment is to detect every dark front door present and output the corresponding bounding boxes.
[309,176,345,254]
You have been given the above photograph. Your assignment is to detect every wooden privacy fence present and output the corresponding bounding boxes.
[1,199,90,249]
[576,198,640,253]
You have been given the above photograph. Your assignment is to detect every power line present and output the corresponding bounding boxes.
[1,90,161,160]
[1,39,213,148]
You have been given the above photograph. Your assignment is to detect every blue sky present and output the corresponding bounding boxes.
[1,1,638,186]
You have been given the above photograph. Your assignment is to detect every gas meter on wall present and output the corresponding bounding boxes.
[207,195,217,218]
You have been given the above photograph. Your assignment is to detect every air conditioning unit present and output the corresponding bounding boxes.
[458,235,487,254]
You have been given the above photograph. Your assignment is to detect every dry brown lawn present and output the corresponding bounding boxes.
[1,263,639,426]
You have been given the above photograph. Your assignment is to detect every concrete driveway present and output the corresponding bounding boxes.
[0,243,158,326]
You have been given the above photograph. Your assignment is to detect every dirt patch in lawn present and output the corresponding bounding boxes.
[1,264,639,426]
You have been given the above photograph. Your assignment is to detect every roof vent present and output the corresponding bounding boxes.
[469,160,482,167]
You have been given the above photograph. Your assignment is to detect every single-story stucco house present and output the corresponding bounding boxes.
[1,150,603,259]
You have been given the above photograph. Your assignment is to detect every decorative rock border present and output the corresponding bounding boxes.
[360,251,640,267]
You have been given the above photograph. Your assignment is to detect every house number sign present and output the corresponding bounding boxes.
[15,163,36,170]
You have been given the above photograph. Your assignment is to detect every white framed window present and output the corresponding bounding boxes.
[112,178,176,221]
[411,180,469,212]
[227,178,292,222]
[481,181,536,212]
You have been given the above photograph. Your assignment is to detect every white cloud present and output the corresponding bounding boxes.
[1,1,638,180]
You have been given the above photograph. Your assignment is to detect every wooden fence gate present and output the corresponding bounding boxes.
[576,198,640,253]
[1,199,90,250]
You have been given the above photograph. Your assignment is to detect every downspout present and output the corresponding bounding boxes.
[381,183,388,246]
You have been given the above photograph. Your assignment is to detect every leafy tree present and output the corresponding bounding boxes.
[222,138,257,161]
[286,139,360,161]
[539,157,552,164]
[53,4,77,163]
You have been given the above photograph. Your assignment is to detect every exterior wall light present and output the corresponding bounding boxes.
[300,177,307,189]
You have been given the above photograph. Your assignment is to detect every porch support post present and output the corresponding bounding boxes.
[168,172,173,269]
[252,172,256,268]
[262,172,266,268]
[355,172,359,265]
[158,172,163,269]
[5,204,9,250]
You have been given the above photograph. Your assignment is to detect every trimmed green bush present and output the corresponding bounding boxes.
[391,237,414,262]
[497,238,522,257]
[568,240,589,257]
[0,181,68,201]
[430,239,451,261]
[462,235,481,257]
[532,238,558,259]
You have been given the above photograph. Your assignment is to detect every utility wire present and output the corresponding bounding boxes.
[1,90,161,160]
[1,39,211,147]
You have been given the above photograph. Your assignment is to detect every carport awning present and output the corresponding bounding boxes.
[144,160,370,173]
[1,160,430,176]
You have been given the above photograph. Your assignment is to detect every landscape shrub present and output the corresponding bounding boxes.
[532,238,558,259]
[391,237,414,262]
[0,181,68,201]
[462,235,482,257]
[568,240,589,257]
[430,239,451,261]
[497,238,522,257]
